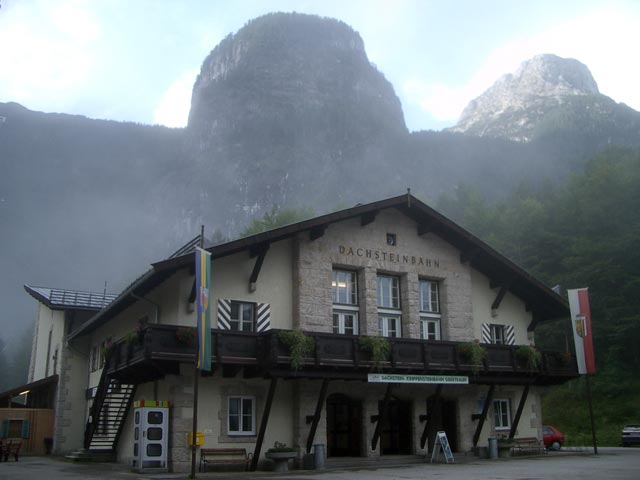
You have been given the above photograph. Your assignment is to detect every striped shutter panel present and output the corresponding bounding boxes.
[481,323,491,344]
[505,325,515,345]
[217,299,271,332]
[217,299,231,330]
[256,303,271,332]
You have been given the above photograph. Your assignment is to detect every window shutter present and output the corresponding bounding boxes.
[505,325,515,345]
[481,323,491,344]
[256,303,271,332]
[217,299,231,330]
[1,419,8,439]
[21,419,31,439]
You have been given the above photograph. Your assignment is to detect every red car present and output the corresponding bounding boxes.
[543,425,565,450]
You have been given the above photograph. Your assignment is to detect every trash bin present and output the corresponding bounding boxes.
[313,444,325,469]
[488,437,498,459]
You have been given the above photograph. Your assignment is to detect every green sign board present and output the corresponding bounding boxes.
[367,373,469,384]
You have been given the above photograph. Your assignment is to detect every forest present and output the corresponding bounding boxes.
[437,147,640,446]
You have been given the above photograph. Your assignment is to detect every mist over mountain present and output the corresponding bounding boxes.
[1,12,640,352]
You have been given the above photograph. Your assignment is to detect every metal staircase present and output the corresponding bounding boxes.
[83,368,136,454]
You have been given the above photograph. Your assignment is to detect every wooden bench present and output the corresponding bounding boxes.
[199,448,252,472]
[511,437,546,456]
[0,439,22,462]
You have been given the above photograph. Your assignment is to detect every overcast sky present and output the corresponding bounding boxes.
[1,0,639,131]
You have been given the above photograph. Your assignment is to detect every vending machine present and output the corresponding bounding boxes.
[132,400,170,473]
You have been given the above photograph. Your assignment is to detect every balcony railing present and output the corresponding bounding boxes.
[103,325,578,384]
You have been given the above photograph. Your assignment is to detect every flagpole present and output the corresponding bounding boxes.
[190,225,205,479]
[585,374,598,454]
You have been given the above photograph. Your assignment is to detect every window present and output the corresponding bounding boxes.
[490,324,505,345]
[377,275,399,309]
[228,396,255,435]
[493,399,511,429]
[379,315,400,337]
[420,279,441,340]
[332,270,359,335]
[230,301,255,332]
[377,275,401,338]
[332,270,357,305]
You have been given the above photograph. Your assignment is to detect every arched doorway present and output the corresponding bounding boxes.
[326,393,362,457]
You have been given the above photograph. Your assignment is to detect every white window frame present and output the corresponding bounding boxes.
[378,314,401,338]
[377,275,400,309]
[227,396,256,436]
[493,398,511,430]
[377,275,401,338]
[420,318,440,340]
[332,269,359,335]
[490,324,505,345]
[332,270,358,306]
[420,279,441,340]
[229,301,255,332]
[333,310,359,335]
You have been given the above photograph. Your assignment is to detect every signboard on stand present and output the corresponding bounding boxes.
[430,431,454,464]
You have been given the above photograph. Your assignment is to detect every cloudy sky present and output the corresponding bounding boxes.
[1,0,639,131]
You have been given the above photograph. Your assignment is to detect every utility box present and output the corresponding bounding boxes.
[132,400,170,473]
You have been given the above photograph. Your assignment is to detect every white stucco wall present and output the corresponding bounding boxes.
[470,269,534,345]
[32,304,66,381]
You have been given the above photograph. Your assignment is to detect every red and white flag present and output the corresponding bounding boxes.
[567,288,596,375]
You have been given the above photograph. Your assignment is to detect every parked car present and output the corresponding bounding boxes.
[622,425,640,447]
[543,425,565,450]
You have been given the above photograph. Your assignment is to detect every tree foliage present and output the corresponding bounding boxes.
[438,147,640,375]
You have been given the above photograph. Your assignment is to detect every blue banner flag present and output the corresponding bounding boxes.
[195,246,211,371]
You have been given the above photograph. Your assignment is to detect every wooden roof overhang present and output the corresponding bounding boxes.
[69,193,568,341]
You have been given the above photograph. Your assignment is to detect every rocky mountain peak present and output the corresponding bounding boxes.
[451,54,600,141]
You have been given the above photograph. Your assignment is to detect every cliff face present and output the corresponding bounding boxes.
[182,13,408,230]
[451,54,604,141]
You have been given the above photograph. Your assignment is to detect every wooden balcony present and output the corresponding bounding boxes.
[104,325,578,386]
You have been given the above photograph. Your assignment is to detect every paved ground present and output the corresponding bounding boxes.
[1,448,639,480]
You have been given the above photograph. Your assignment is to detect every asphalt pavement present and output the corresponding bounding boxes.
[1,448,639,480]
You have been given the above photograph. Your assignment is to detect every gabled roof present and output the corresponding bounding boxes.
[69,193,569,340]
[24,285,117,311]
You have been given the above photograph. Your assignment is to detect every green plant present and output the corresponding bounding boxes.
[457,341,487,372]
[515,345,542,370]
[125,331,140,346]
[279,330,314,370]
[266,441,297,453]
[102,339,115,360]
[175,326,196,346]
[359,336,390,371]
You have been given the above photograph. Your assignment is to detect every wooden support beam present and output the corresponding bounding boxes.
[251,377,278,471]
[420,384,443,449]
[360,211,378,226]
[460,248,481,265]
[249,244,270,292]
[472,384,495,447]
[509,383,530,439]
[527,312,541,332]
[306,379,330,453]
[309,225,327,241]
[491,282,511,311]
[417,222,433,236]
[371,384,394,451]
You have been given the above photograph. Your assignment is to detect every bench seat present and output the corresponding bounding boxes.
[199,447,252,472]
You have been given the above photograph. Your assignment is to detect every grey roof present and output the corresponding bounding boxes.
[24,285,117,311]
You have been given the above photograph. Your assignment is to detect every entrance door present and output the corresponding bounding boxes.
[427,397,458,453]
[326,394,362,457]
[379,398,412,454]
